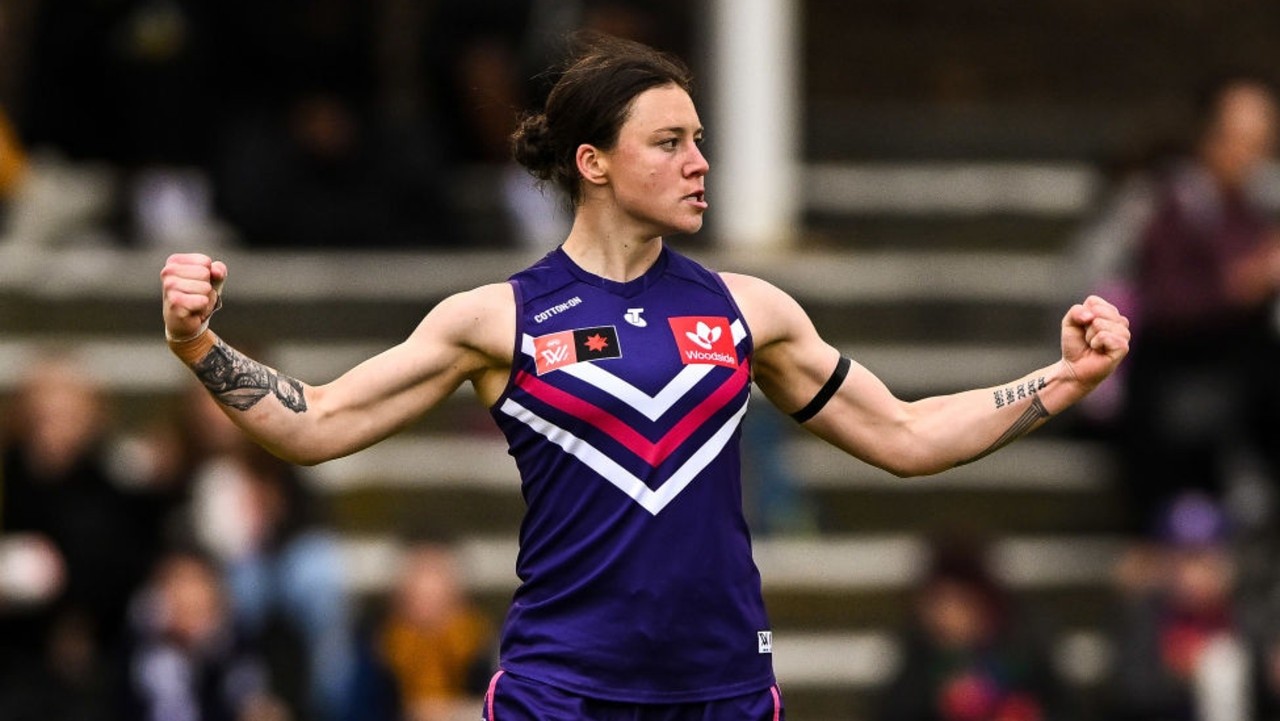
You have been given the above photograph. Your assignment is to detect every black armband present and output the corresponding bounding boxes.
[791,356,852,423]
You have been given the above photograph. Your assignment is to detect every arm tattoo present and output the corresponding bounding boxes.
[193,338,308,413]
[992,376,1046,409]
[958,395,1050,466]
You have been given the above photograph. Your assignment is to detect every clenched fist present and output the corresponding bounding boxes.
[1060,294,1131,389]
[161,253,227,342]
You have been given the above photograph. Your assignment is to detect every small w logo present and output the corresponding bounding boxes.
[540,343,570,366]
[685,321,721,350]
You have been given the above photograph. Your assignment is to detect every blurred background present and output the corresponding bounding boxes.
[2,1,1280,720]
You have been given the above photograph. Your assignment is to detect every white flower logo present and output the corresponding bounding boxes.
[685,321,721,350]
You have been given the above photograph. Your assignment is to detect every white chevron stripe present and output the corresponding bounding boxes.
[520,320,747,422]
[499,395,750,515]
[561,362,711,421]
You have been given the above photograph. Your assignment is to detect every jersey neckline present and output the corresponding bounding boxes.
[553,244,671,299]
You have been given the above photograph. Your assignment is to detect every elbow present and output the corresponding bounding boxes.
[264,442,330,468]
[886,459,953,479]
[288,450,329,468]
[264,412,342,467]
[867,418,935,478]
[875,428,953,478]
[884,463,921,479]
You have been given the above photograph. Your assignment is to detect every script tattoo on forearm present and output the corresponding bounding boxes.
[193,339,308,413]
[959,395,1051,466]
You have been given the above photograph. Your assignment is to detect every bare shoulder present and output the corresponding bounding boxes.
[719,272,808,348]
[440,282,516,319]
[719,271,777,297]
[416,282,516,361]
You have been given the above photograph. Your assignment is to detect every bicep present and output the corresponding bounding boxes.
[309,287,511,449]
[730,273,913,466]
[754,333,913,463]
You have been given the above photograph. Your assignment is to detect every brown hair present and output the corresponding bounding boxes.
[511,32,693,206]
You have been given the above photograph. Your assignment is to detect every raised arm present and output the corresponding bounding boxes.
[722,273,1130,477]
[161,253,514,465]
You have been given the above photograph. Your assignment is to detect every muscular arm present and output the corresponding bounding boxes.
[162,254,514,465]
[723,273,1129,477]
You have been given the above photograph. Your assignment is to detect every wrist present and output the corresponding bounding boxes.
[168,327,218,366]
[165,317,209,344]
[1047,359,1090,411]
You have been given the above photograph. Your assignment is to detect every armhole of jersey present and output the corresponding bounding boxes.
[709,270,755,360]
[488,278,525,410]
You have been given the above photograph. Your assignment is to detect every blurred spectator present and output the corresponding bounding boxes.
[1104,491,1253,721]
[212,90,458,249]
[1076,74,1280,533]
[0,103,29,253]
[185,390,355,721]
[205,0,459,249]
[344,539,495,721]
[14,0,229,248]
[120,546,289,721]
[0,352,158,721]
[123,380,251,552]
[0,105,27,202]
[19,0,214,167]
[877,535,1065,721]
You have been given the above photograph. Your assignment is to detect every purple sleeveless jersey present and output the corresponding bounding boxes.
[489,246,776,703]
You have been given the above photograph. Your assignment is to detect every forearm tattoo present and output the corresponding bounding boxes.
[959,394,1051,466]
[992,376,1046,409]
[193,339,308,413]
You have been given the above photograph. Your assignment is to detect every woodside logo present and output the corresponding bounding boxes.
[668,316,737,368]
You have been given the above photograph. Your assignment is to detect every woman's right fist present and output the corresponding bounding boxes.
[161,253,227,341]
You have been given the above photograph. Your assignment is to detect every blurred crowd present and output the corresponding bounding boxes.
[9,345,1280,721]
[870,66,1280,721]
[0,354,497,721]
[0,0,693,252]
[1056,71,1280,721]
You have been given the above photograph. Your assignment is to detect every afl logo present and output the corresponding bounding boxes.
[531,326,622,375]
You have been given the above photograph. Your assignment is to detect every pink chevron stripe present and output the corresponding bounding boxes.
[485,670,505,720]
[514,361,750,467]
[771,685,782,721]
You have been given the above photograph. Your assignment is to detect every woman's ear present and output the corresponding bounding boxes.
[576,143,609,187]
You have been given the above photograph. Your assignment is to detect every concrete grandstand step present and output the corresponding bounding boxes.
[297,433,1110,496]
[805,162,1098,216]
[806,486,1126,535]
[337,534,1125,598]
[0,245,1073,308]
[805,214,1083,253]
[762,585,1116,633]
[794,437,1115,491]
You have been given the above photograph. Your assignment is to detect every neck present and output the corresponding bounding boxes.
[561,212,664,282]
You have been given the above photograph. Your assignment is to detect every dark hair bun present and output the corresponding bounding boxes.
[511,112,558,181]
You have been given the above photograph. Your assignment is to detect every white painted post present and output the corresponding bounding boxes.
[707,0,801,250]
